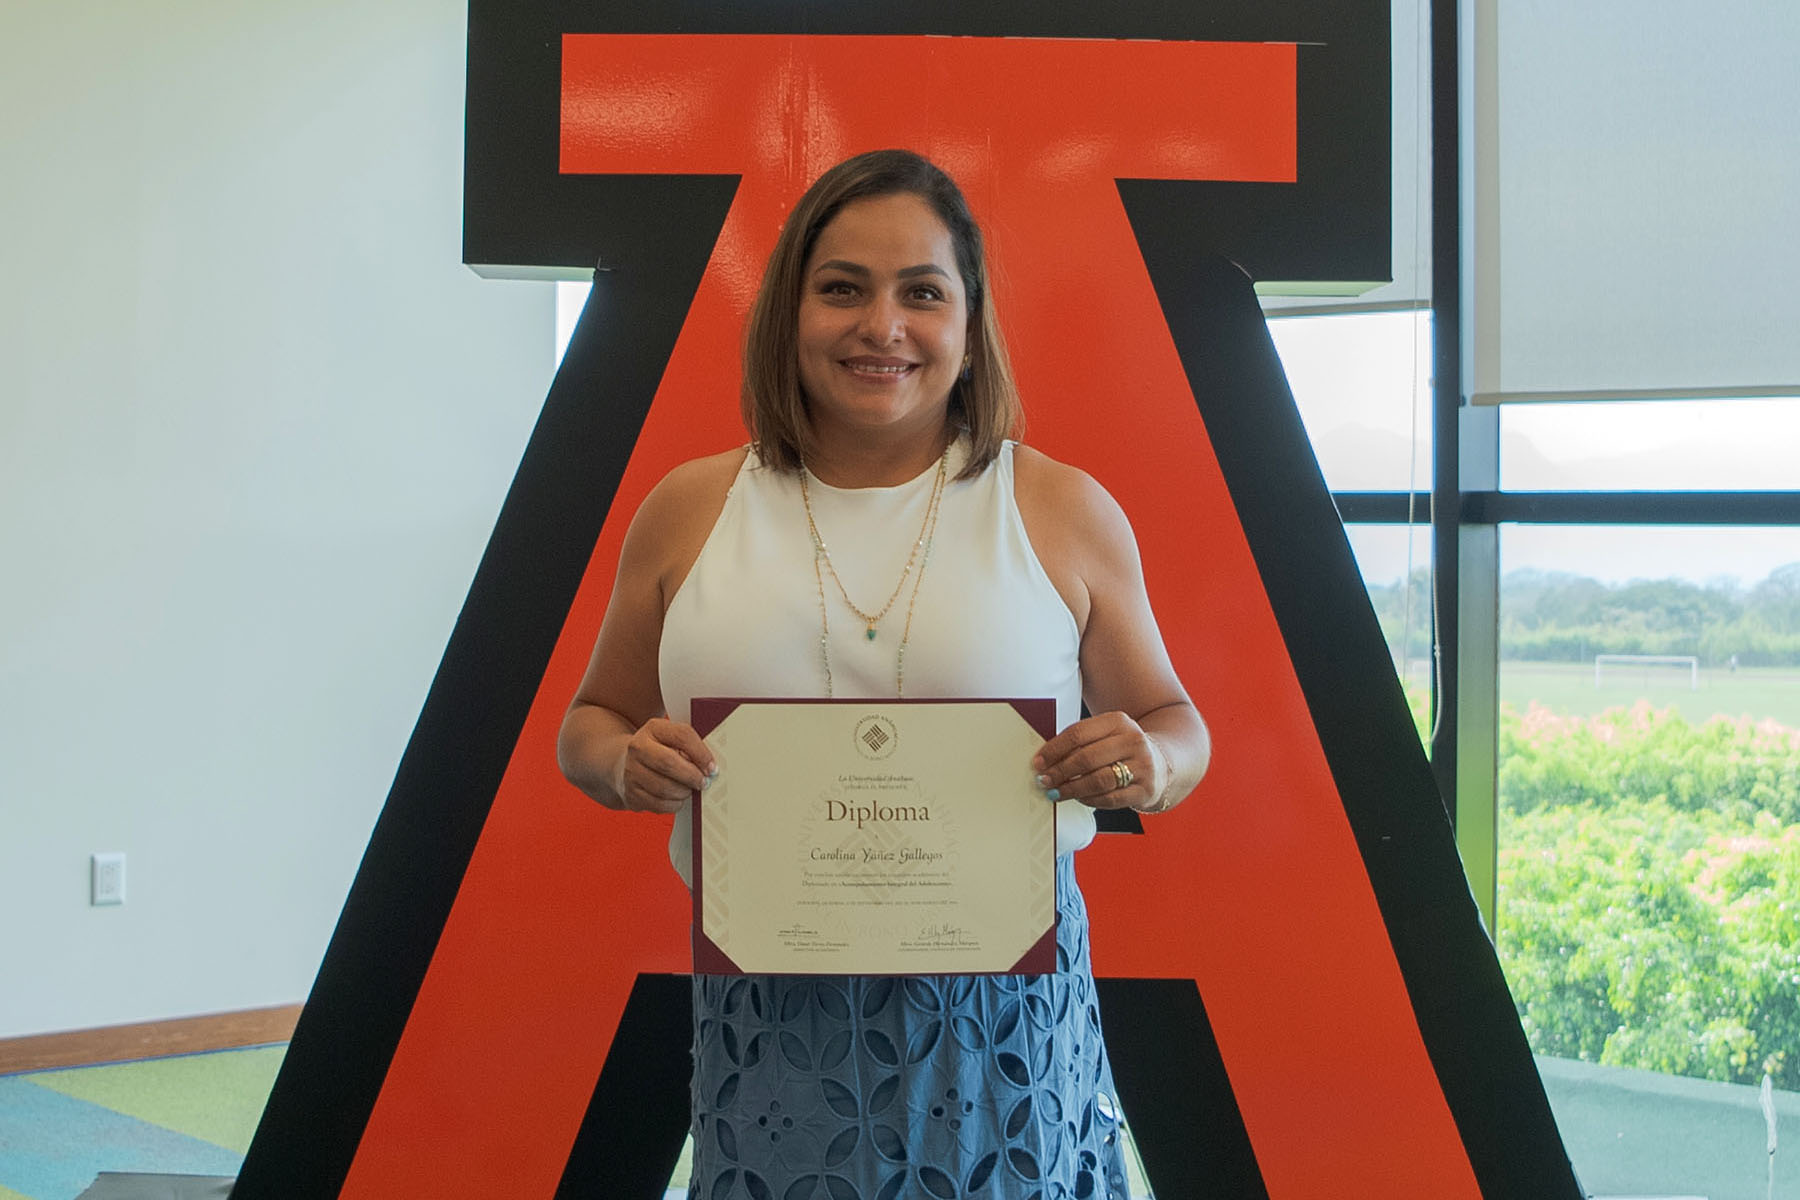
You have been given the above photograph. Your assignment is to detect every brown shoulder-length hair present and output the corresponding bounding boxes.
[741,149,1021,480]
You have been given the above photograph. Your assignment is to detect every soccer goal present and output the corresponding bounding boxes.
[1593,653,1700,690]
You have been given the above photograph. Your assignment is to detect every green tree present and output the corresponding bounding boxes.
[1701,819,1800,1082]
[1497,705,1800,1087]
[1746,561,1800,635]
[1494,563,1800,666]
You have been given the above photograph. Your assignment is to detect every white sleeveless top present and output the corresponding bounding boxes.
[659,438,1094,882]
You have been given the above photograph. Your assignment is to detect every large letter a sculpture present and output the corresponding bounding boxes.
[237,10,1581,1200]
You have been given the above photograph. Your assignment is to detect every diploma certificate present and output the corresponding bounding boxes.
[690,698,1058,976]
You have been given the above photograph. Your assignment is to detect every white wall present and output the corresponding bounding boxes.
[0,0,554,1038]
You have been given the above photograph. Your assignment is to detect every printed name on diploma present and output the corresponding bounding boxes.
[810,846,946,865]
[898,922,983,953]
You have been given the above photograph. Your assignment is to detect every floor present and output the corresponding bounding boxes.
[0,1047,276,1200]
[0,1047,1791,1199]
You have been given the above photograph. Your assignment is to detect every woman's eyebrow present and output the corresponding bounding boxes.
[811,259,952,280]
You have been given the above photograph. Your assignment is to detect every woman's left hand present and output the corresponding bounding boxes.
[1031,711,1168,812]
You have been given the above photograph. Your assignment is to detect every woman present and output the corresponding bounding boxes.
[559,149,1209,1199]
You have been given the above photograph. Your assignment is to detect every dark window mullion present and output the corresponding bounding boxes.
[1329,490,1800,526]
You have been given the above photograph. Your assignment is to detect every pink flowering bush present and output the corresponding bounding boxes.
[1494,703,1800,1086]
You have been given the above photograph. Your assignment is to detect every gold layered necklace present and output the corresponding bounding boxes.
[800,444,951,697]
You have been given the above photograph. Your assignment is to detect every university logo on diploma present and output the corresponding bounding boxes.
[690,698,1059,975]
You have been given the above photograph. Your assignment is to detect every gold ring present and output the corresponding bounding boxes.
[1110,760,1133,790]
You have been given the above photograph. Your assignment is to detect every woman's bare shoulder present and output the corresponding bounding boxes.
[633,446,749,526]
[1011,443,1129,536]
[1011,444,1139,632]
[651,446,751,503]
[617,446,751,579]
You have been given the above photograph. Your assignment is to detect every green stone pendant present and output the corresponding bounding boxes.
[865,624,878,641]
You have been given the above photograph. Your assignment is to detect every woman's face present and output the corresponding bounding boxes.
[796,192,970,445]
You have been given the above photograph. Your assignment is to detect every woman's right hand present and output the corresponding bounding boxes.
[556,450,745,812]
[611,717,718,813]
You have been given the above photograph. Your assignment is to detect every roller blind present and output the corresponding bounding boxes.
[1470,0,1800,403]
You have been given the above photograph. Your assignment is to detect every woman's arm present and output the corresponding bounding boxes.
[1013,447,1211,813]
[556,451,744,812]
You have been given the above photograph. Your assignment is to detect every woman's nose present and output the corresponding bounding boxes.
[859,294,905,345]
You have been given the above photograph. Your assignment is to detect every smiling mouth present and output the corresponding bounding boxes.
[841,359,916,377]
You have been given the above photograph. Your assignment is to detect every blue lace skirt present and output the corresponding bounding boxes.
[688,854,1131,1200]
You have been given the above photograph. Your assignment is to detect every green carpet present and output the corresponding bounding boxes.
[28,1048,286,1155]
[0,1045,281,1199]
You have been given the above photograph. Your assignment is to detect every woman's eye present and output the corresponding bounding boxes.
[908,285,945,303]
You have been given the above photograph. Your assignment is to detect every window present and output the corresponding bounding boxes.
[1271,310,1433,494]
[1271,311,1434,711]
[1502,398,1800,492]
[1495,526,1800,1092]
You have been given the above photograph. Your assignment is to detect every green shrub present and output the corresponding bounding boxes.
[1500,701,1800,825]
[1495,705,1800,1087]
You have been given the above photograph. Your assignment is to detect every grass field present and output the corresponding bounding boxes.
[1496,661,1800,728]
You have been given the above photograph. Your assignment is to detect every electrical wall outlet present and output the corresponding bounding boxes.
[91,852,125,906]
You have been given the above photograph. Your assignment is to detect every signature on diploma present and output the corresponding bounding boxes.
[915,923,975,947]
